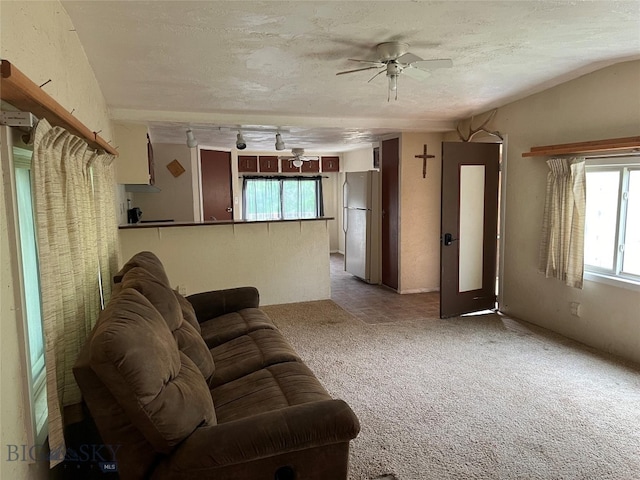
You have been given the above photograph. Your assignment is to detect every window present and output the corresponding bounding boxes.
[584,158,640,285]
[5,143,48,445]
[242,176,324,220]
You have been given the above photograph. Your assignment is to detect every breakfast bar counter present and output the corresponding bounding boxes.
[118,217,333,306]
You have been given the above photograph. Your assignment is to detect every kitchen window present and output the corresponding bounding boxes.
[242,176,324,221]
[584,157,640,287]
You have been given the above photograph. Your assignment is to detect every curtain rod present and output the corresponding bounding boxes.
[0,60,118,156]
[240,174,328,179]
[522,136,640,158]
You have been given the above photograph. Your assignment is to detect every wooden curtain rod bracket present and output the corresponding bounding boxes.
[523,136,640,157]
[0,60,118,156]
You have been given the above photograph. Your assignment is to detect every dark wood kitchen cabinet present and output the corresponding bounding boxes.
[238,155,258,172]
[301,160,320,173]
[321,156,340,172]
[259,156,279,172]
[280,158,300,173]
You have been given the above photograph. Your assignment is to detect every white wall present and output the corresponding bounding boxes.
[119,220,331,305]
[482,60,640,364]
[1,2,114,477]
[132,143,195,222]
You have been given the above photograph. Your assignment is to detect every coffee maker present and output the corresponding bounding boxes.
[127,207,142,224]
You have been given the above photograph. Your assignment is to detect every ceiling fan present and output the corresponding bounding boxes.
[336,41,453,100]
[278,148,319,168]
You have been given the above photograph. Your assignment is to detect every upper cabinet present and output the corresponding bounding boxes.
[259,156,279,172]
[114,122,154,184]
[301,159,320,173]
[238,155,258,172]
[280,158,300,173]
[321,156,340,172]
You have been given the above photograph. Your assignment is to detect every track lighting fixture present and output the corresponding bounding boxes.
[186,129,198,148]
[236,132,247,150]
[275,133,286,151]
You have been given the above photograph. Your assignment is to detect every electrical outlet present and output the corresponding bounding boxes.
[570,302,581,317]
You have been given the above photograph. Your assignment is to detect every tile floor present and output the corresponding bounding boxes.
[330,253,440,324]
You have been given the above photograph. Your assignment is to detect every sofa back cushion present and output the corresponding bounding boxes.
[89,288,216,454]
[114,251,171,286]
[174,290,201,333]
[119,267,215,384]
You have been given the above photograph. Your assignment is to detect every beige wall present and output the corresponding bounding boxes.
[1,3,113,477]
[119,220,331,305]
[482,60,640,364]
[132,143,195,222]
[399,132,444,293]
[343,146,375,172]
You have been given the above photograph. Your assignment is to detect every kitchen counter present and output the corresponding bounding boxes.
[118,218,333,305]
[119,217,335,229]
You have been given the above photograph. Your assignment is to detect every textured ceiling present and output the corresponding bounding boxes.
[61,1,640,152]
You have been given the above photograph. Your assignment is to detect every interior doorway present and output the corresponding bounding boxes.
[440,141,501,318]
[200,149,233,221]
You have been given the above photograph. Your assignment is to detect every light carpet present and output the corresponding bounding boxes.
[261,300,640,480]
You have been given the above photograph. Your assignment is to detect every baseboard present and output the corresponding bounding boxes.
[398,288,440,294]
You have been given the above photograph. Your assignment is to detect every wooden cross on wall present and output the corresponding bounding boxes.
[415,144,435,178]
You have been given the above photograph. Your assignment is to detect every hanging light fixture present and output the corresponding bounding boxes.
[236,132,247,150]
[292,158,303,168]
[386,63,400,101]
[275,133,285,151]
[186,129,198,148]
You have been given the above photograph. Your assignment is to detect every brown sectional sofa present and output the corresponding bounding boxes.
[74,251,360,480]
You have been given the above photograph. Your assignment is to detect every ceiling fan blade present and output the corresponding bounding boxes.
[299,156,320,161]
[396,52,423,65]
[336,65,380,76]
[411,59,453,71]
[403,65,432,82]
[367,68,386,83]
[347,59,385,65]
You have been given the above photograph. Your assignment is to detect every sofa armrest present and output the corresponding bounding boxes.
[157,399,359,473]
[186,287,260,323]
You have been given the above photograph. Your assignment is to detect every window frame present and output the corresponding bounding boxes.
[242,175,324,221]
[584,156,640,290]
[1,129,48,452]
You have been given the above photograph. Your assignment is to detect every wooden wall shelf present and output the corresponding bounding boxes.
[0,60,118,155]
[523,136,640,158]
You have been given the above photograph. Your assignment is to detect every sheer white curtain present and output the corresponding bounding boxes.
[538,157,586,289]
[31,119,117,466]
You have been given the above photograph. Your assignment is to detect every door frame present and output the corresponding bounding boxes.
[440,135,506,317]
[496,134,508,311]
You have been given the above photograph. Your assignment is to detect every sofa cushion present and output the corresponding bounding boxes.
[120,267,215,384]
[209,329,301,388]
[200,308,277,348]
[114,251,171,286]
[212,362,331,424]
[90,288,216,454]
[174,290,201,333]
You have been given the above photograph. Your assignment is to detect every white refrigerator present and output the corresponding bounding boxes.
[343,170,381,284]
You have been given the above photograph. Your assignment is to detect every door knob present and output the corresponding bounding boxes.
[443,233,458,246]
[226,207,233,213]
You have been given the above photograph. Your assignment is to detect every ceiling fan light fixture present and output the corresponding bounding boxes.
[275,133,285,151]
[388,74,398,92]
[186,129,198,148]
[236,132,247,150]
[292,159,303,168]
